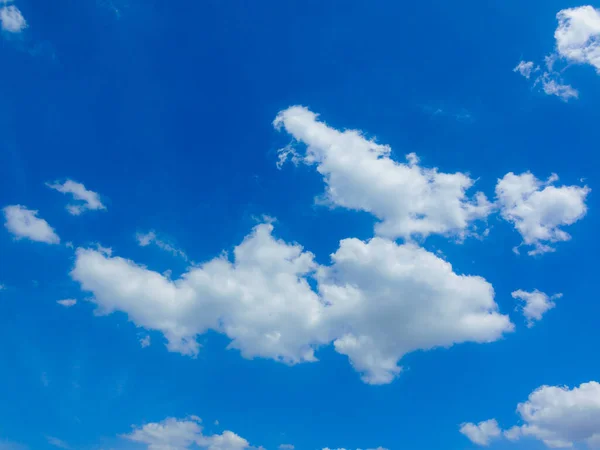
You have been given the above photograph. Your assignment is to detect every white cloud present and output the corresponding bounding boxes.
[46,436,69,449]
[459,419,502,446]
[56,299,77,308]
[273,106,492,241]
[501,382,600,448]
[555,6,600,72]
[496,172,589,255]
[136,231,188,261]
[139,334,151,348]
[122,416,255,450]
[3,205,60,244]
[511,289,561,327]
[539,74,579,101]
[71,221,513,384]
[279,445,295,450]
[0,3,26,33]
[514,60,536,79]
[46,179,106,215]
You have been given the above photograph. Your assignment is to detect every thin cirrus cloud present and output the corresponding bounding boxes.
[0,1,27,33]
[3,205,60,244]
[71,220,513,385]
[495,172,589,255]
[274,106,493,241]
[514,5,600,100]
[136,231,188,261]
[462,381,600,449]
[56,299,77,308]
[46,179,106,215]
[511,289,561,327]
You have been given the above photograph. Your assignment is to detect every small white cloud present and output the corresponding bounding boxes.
[122,415,255,450]
[46,436,70,449]
[57,299,77,308]
[46,179,106,215]
[459,419,502,446]
[3,205,60,244]
[555,6,600,72]
[539,74,579,101]
[136,231,188,261]
[0,3,26,33]
[139,335,151,348]
[514,60,536,79]
[496,172,589,255]
[488,381,600,448]
[511,289,561,326]
[279,445,295,450]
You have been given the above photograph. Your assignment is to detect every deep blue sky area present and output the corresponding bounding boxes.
[1,1,599,449]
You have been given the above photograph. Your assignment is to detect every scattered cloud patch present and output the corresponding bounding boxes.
[46,179,106,215]
[0,2,26,33]
[496,172,589,255]
[72,221,513,385]
[3,205,60,244]
[459,419,502,446]
[538,74,579,101]
[274,106,492,241]
[511,289,561,327]
[122,415,256,450]
[513,61,536,79]
[279,445,295,450]
[139,334,151,348]
[56,299,77,308]
[136,231,188,261]
[46,436,70,449]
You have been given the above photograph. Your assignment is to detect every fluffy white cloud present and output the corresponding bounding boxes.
[71,221,512,384]
[514,60,536,79]
[122,416,254,450]
[494,382,600,448]
[511,289,561,327]
[555,6,600,72]
[3,205,60,244]
[0,2,26,33]
[496,172,589,255]
[56,299,77,308]
[459,419,502,446]
[274,106,492,241]
[46,179,106,215]
[136,231,188,260]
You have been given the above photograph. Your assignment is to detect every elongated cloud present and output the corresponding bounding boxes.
[274,106,492,241]
[3,205,60,244]
[71,221,513,384]
[46,179,106,215]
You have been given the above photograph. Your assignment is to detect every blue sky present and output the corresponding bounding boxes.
[1,1,600,449]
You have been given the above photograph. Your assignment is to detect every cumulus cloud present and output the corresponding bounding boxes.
[122,416,255,450]
[136,231,188,261]
[273,106,492,241]
[496,172,589,255]
[71,221,512,384]
[513,61,536,79]
[555,6,600,72]
[476,382,600,448]
[46,179,106,215]
[0,2,26,33]
[459,419,502,446]
[511,289,561,327]
[3,205,60,244]
[56,299,77,308]
[538,74,579,101]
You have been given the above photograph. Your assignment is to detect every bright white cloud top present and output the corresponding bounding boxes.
[495,172,589,255]
[511,289,561,327]
[71,220,513,385]
[46,179,106,215]
[464,382,600,448]
[274,106,492,241]
[555,6,600,72]
[0,2,26,33]
[459,419,502,446]
[123,415,255,450]
[3,205,60,244]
